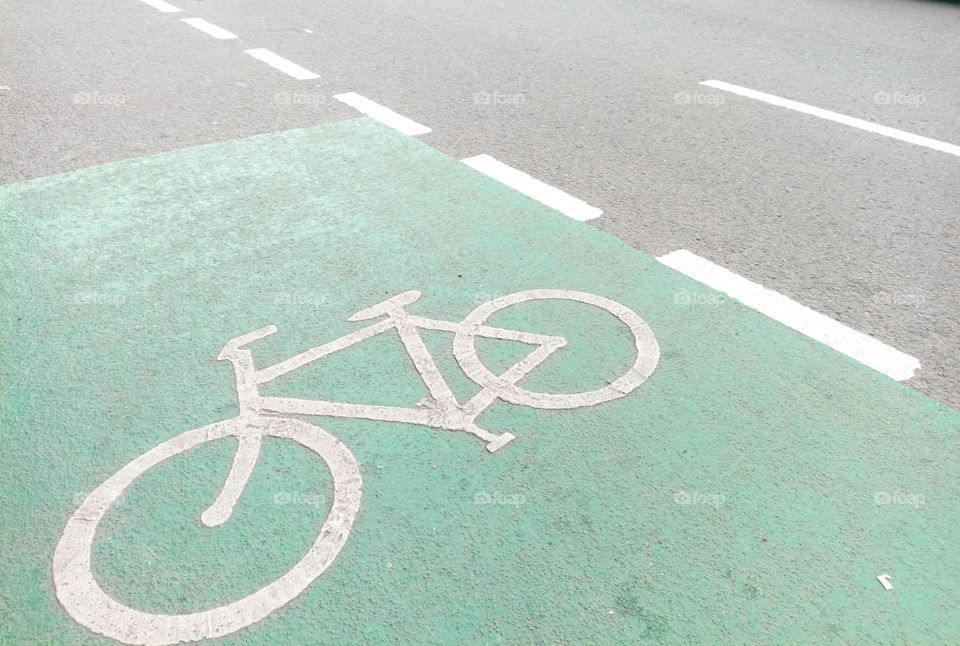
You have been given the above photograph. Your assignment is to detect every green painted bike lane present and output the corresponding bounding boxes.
[1,118,958,644]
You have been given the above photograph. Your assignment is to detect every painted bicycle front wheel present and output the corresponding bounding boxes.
[453,289,660,409]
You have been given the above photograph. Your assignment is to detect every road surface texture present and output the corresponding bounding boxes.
[3,120,960,643]
[2,1,959,644]
[2,0,958,406]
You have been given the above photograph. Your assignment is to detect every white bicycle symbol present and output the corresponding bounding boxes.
[54,289,660,645]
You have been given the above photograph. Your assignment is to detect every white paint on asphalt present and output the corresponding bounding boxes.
[460,155,602,221]
[53,288,659,643]
[333,92,432,136]
[657,249,921,381]
[702,80,960,158]
[136,0,180,12]
[200,434,263,527]
[53,416,362,645]
[244,48,319,80]
[181,18,238,40]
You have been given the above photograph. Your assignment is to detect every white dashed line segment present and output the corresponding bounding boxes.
[460,154,602,221]
[244,48,319,80]
[657,249,921,381]
[702,79,960,158]
[333,93,432,136]
[181,18,238,40]
[136,0,180,12]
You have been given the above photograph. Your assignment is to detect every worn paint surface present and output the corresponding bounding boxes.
[1,118,959,643]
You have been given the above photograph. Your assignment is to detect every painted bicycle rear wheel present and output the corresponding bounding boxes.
[53,416,361,645]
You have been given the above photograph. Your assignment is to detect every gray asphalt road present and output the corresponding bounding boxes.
[2,0,958,406]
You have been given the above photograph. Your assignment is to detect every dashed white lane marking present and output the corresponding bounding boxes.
[244,48,319,80]
[333,92,432,136]
[460,155,602,221]
[657,249,921,381]
[181,18,238,40]
[136,0,180,12]
[702,80,960,159]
